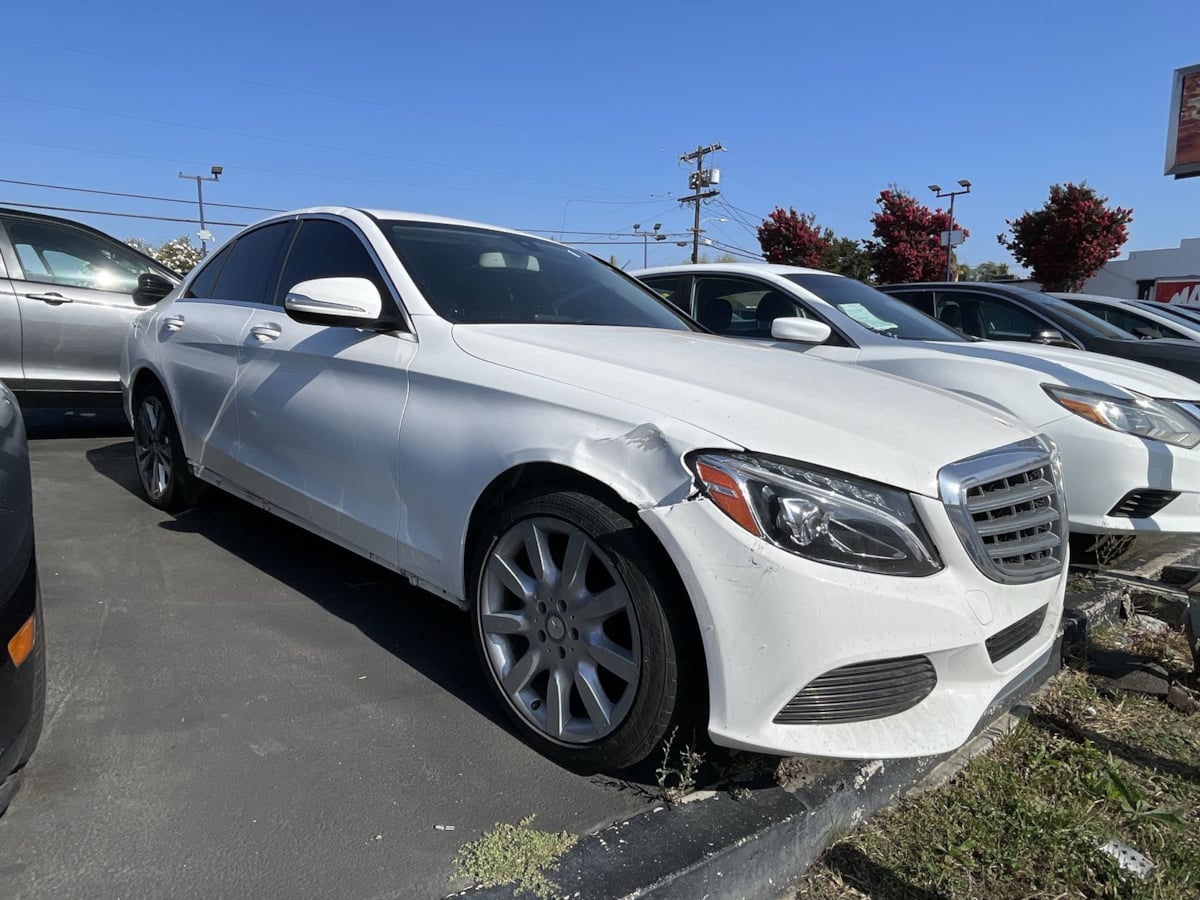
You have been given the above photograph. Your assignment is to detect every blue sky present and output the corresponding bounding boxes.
[2,0,1197,271]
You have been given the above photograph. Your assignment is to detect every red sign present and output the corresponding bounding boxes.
[1153,279,1200,305]
[1166,65,1200,178]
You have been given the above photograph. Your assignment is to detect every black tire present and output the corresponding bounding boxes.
[468,489,696,771]
[133,381,201,511]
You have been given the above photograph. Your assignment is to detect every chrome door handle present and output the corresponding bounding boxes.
[249,324,282,343]
[25,291,72,304]
[163,315,186,331]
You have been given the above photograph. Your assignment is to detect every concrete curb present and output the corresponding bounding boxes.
[461,642,1063,899]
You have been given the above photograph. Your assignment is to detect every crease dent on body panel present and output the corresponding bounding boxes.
[576,423,697,509]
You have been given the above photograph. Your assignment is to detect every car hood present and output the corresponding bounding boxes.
[452,325,1030,497]
[915,341,1200,400]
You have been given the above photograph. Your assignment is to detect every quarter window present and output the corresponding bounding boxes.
[210,222,293,304]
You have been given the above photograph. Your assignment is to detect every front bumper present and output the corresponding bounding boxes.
[641,493,1065,758]
[1045,413,1200,534]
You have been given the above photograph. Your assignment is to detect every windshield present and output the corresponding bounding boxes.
[382,221,695,329]
[1134,301,1200,328]
[785,274,965,342]
[1017,290,1138,340]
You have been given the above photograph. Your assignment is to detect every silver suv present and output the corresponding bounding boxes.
[0,209,179,407]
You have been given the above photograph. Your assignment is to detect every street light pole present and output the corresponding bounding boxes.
[633,222,663,268]
[928,180,971,281]
[178,165,223,257]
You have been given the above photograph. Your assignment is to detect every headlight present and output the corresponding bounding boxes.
[1043,385,1200,448]
[689,452,942,576]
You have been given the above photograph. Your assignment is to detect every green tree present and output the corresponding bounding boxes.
[958,260,1011,282]
[819,237,873,282]
[997,183,1132,291]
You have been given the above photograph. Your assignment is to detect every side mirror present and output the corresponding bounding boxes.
[1132,326,1163,339]
[1031,328,1071,346]
[284,277,382,326]
[771,317,833,344]
[132,272,175,306]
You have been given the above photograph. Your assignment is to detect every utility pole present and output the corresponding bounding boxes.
[678,143,724,263]
[178,165,223,257]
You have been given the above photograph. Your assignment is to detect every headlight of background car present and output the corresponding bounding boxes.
[1043,385,1200,448]
[689,452,942,576]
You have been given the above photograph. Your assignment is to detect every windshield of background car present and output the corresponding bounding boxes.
[785,274,965,342]
[382,222,696,329]
[1015,289,1138,340]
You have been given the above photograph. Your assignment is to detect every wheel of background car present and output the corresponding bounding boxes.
[133,382,202,511]
[469,489,691,770]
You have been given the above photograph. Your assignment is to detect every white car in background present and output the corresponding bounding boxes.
[635,264,1200,537]
[121,208,1066,770]
[1052,292,1200,342]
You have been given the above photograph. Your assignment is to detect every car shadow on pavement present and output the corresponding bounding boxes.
[82,439,666,788]
[82,441,518,739]
[21,407,131,440]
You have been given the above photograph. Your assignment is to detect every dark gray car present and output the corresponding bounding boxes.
[0,380,44,815]
[879,281,1200,383]
[0,208,179,407]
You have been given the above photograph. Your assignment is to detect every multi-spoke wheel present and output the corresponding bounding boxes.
[470,489,694,770]
[133,382,199,511]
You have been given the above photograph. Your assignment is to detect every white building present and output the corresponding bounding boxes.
[1083,237,1200,299]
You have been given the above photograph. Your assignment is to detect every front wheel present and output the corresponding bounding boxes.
[469,489,695,771]
[133,383,200,511]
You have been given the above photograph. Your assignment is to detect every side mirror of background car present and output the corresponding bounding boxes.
[284,277,383,327]
[1031,328,1074,347]
[770,317,833,345]
[1132,326,1164,339]
[132,272,175,306]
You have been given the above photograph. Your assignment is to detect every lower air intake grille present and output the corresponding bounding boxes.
[1108,490,1179,519]
[986,605,1048,664]
[773,656,936,725]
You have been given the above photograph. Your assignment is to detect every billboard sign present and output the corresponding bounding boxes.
[1165,64,1200,179]
[1153,278,1200,306]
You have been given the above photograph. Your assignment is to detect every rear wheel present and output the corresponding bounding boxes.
[469,489,694,771]
[133,382,200,511]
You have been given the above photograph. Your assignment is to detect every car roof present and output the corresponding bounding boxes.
[249,206,552,242]
[0,205,180,278]
[631,262,835,277]
[1049,292,1129,304]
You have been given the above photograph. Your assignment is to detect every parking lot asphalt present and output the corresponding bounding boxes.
[0,411,656,899]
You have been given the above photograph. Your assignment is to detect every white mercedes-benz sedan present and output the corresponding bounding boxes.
[121,208,1067,770]
[636,264,1200,538]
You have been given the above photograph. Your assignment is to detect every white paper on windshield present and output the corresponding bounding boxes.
[839,303,897,331]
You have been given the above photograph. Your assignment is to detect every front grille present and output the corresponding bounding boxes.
[1108,489,1179,519]
[939,439,1066,584]
[773,656,937,725]
[986,605,1048,663]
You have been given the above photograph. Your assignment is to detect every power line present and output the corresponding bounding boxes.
[0,92,645,197]
[0,201,248,228]
[0,177,282,212]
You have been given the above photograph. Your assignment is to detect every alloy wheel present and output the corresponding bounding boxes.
[479,516,641,744]
[134,395,172,501]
